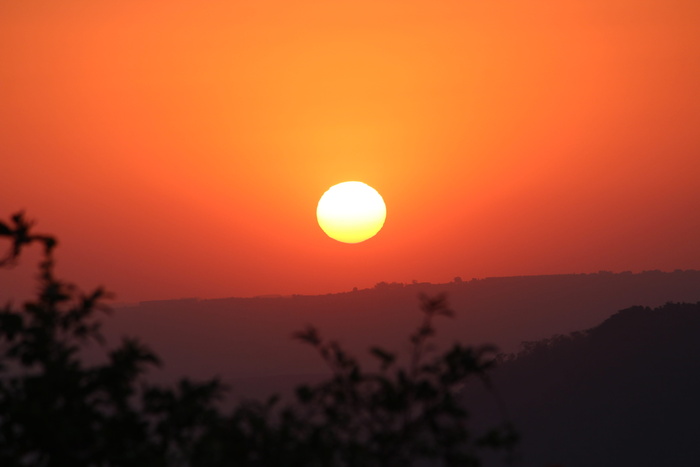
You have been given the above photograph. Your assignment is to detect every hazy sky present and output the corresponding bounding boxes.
[2,0,699,302]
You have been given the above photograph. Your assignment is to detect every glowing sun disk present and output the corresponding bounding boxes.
[316,182,386,243]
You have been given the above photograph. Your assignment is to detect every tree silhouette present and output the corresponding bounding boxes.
[0,212,516,466]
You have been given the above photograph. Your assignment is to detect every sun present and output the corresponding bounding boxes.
[316,181,387,243]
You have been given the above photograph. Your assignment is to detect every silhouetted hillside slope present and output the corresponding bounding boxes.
[103,270,700,399]
[466,301,700,467]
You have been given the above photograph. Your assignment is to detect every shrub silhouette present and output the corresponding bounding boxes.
[0,212,516,466]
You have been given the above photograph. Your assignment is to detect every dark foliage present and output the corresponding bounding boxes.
[0,212,516,466]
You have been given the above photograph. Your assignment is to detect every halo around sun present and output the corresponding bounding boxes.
[316,181,387,243]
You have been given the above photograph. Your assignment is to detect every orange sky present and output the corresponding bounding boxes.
[2,0,699,302]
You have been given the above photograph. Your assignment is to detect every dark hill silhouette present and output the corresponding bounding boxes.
[4,212,700,465]
[102,271,700,399]
[465,301,700,467]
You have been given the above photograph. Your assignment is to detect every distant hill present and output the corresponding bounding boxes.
[103,270,700,399]
[464,301,700,467]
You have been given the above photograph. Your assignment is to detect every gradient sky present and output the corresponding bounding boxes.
[2,0,699,302]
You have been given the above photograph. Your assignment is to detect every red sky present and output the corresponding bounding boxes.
[2,0,699,303]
